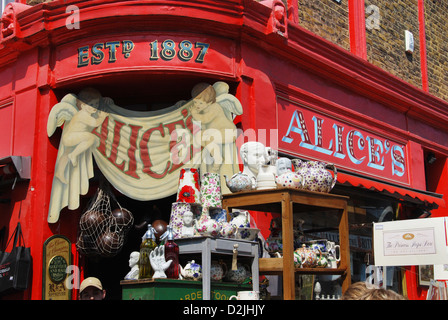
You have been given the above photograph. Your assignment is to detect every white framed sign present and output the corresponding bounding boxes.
[373,217,448,266]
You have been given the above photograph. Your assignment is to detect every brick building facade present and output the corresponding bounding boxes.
[287,0,447,102]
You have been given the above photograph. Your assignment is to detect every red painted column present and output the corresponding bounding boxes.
[418,0,429,92]
[287,0,298,24]
[348,0,367,59]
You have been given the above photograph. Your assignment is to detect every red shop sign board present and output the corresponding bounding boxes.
[277,97,410,186]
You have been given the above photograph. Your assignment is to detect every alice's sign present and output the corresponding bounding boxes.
[277,97,409,185]
[47,82,242,223]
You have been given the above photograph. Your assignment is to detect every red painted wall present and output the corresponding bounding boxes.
[0,0,447,300]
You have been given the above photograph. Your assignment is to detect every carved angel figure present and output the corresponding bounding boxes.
[188,82,243,191]
[47,88,112,223]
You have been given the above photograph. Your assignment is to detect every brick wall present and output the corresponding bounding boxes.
[364,0,422,90]
[424,1,448,102]
[297,0,350,51]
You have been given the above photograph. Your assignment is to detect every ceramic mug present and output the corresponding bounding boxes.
[229,291,260,300]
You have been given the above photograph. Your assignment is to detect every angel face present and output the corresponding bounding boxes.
[192,97,208,113]
[81,98,100,113]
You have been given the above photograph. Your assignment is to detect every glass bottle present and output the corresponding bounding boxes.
[161,225,179,279]
[138,224,157,279]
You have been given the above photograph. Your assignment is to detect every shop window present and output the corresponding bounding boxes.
[308,185,405,299]
[424,150,448,216]
[424,151,447,193]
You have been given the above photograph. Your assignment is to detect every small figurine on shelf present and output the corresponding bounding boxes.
[276,157,292,176]
[124,251,140,280]
[150,245,173,279]
[181,210,196,237]
[239,141,269,182]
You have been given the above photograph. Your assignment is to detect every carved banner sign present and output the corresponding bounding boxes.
[277,97,409,186]
[47,82,242,223]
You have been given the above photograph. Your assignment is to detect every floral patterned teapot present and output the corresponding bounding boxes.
[195,210,221,237]
[295,244,320,268]
[292,159,337,193]
[179,260,202,280]
[224,172,256,193]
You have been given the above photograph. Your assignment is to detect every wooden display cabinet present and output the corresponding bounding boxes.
[222,187,351,300]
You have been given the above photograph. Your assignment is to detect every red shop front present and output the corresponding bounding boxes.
[0,0,447,300]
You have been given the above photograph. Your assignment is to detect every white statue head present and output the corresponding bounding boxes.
[240,141,268,176]
[129,251,140,268]
[276,157,292,175]
[182,210,194,227]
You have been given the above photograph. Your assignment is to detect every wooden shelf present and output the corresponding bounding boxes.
[223,187,351,300]
[259,258,346,275]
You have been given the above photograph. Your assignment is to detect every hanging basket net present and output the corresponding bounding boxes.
[76,181,134,258]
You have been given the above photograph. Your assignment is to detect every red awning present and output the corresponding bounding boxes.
[337,172,445,208]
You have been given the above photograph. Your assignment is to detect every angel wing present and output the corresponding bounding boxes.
[47,93,79,137]
[213,81,243,121]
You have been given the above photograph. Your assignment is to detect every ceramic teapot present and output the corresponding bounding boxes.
[210,260,228,281]
[275,170,304,189]
[224,172,256,193]
[179,260,202,280]
[225,263,251,283]
[295,244,319,268]
[292,159,337,193]
[195,212,221,237]
[219,221,237,238]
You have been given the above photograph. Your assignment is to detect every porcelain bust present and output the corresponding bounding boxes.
[240,141,269,181]
[124,251,140,280]
[276,157,292,175]
[181,210,196,237]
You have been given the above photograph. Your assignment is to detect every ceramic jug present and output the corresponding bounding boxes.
[229,291,259,300]
[319,244,341,281]
[210,260,228,281]
[224,172,255,193]
[229,210,250,228]
[200,172,222,209]
[292,159,337,193]
[256,164,277,190]
[176,168,201,203]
